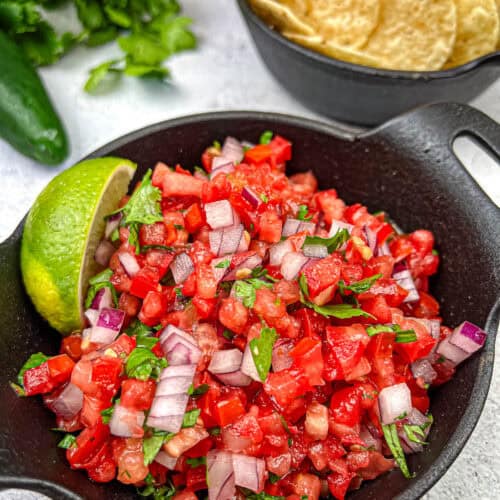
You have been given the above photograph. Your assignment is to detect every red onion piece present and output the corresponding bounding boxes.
[104,213,122,239]
[363,225,377,252]
[282,218,301,237]
[392,261,419,303]
[194,168,208,181]
[219,225,245,256]
[241,343,261,382]
[269,239,293,266]
[215,370,252,387]
[298,221,316,235]
[155,451,178,470]
[205,200,238,230]
[242,187,261,208]
[232,454,265,493]
[90,286,113,310]
[207,450,236,500]
[448,321,487,353]
[280,251,309,280]
[209,349,244,374]
[329,219,354,237]
[435,336,470,366]
[223,253,263,281]
[399,408,431,454]
[84,308,99,327]
[156,376,194,396]
[222,425,253,452]
[376,242,391,257]
[303,244,328,259]
[162,336,202,366]
[109,404,145,438]
[170,252,194,284]
[160,364,197,380]
[160,324,197,345]
[118,252,140,277]
[359,425,382,453]
[222,136,244,164]
[94,240,115,267]
[272,339,294,372]
[378,383,412,425]
[210,161,235,179]
[212,256,232,283]
[49,383,83,419]
[90,307,125,344]
[147,393,189,431]
[209,229,223,255]
[410,358,437,384]
[147,414,186,434]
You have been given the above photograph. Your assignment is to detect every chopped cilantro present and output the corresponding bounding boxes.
[208,427,221,436]
[182,409,201,428]
[305,301,373,320]
[303,228,349,254]
[366,325,394,336]
[101,405,115,425]
[137,473,176,499]
[17,352,48,387]
[233,278,273,308]
[338,274,382,295]
[223,329,235,340]
[259,130,273,145]
[403,424,428,445]
[57,434,77,449]
[125,348,167,381]
[382,423,414,479]
[213,140,221,150]
[297,204,312,221]
[190,384,209,397]
[215,259,230,269]
[250,327,278,382]
[186,456,206,467]
[269,472,281,484]
[432,249,439,256]
[366,324,416,343]
[260,193,269,203]
[85,268,118,309]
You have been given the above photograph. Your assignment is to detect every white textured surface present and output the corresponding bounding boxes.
[0,1,499,498]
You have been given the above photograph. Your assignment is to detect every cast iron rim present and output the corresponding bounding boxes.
[1,109,498,500]
[236,0,500,81]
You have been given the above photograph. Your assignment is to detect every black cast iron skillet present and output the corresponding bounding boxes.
[0,102,499,500]
[237,0,500,126]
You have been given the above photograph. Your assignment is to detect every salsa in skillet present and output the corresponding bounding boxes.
[16,132,487,499]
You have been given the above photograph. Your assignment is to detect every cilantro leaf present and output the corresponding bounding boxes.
[101,406,114,425]
[269,472,281,484]
[307,302,372,319]
[259,130,273,145]
[298,274,309,297]
[403,424,428,445]
[251,266,278,282]
[84,59,123,94]
[366,324,416,342]
[395,330,417,343]
[382,423,414,479]
[250,327,278,382]
[158,16,196,55]
[143,435,166,466]
[338,274,382,295]
[186,456,206,467]
[57,434,77,449]
[126,348,167,381]
[118,33,168,66]
[17,352,48,386]
[215,259,230,269]
[138,473,176,499]
[366,325,394,336]
[182,409,201,428]
[247,494,285,500]
[234,280,256,308]
[297,205,312,221]
[190,384,209,397]
[84,269,118,309]
[303,228,349,254]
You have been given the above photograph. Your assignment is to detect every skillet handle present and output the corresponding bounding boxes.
[364,101,500,163]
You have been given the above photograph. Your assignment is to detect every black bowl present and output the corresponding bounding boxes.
[237,0,500,126]
[0,103,499,500]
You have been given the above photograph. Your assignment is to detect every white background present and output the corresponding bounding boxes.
[0,1,499,499]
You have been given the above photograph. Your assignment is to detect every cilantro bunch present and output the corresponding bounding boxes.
[0,0,196,93]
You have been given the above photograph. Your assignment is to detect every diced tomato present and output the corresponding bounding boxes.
[139,222,166,247]
[375,222,394,245]
[60,335,82,361]
[192,296,217,320]
[293,308,329,339]
[91,357,123,400]
[186,465,207,491]
[118,292,141,319]
[365,332,396,389]
[323,337,365,381]
[195,263,218,299]
[23,362,55,396]
[46,354,75,385]
[129,266,160,299]
[330,386,363,427]
[259,210,283,243]
[121,379,156,411]
[327,471,356,500]
[264,369,310,408]
[201,173,232,203]
[360,295,392,323]
[269,135,292,163]
[289,337,324,386]
[301,253,342,299]
[152,162,170,188]
[67,422,110,469]
[183,437,213,459]
[364,256,394,280]
[145,250,174,278]
[214,396,246,426]
[409,229,434,256]
[181,273,197,297]
[389,237,415,262]
[314,189,345,225]
[184,203,205,233]
[408,291,440,319]
[162,171,205,198]
[139,290,168,326]
[244,144,273,165]
[358,278,408,307]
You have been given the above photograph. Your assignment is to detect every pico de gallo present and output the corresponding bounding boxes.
[15,132,488,500]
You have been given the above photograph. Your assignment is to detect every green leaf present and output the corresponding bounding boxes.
[143,434,166,465]
[395,330,417,343]
[259,193,269,203]
[119,33,168,66]
[186,456,206,467]
[17,352,48,386]
[303,228,349,254]
[126,348,167,381]
[250,327,278,382]
[190,384,209,397]
[57,434,77,449]
[403,424,427,445]
[247,494,285,500]
[208,426,221,436]
[338,274,382,295]
[215,259,230,269]
[75,0,106,31]
[259,130,273,145]
[251,266,278,282]
[10,382,25,397]
[298,274,309,297]
[137,473,176,499]
[182,409,201,428]
[297,205,312,221]
[234,280,257,308]
[124,61,170,79]
[307,302,372,319]
[84,59,123,94]
[85,26,118,47]
[269,472,281,484]
[382,423,414,479]
[104,5,132,28]
[101,405,114,425]
[158,16,196,55]
[84,280,118,310]
[118,170,164,226]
